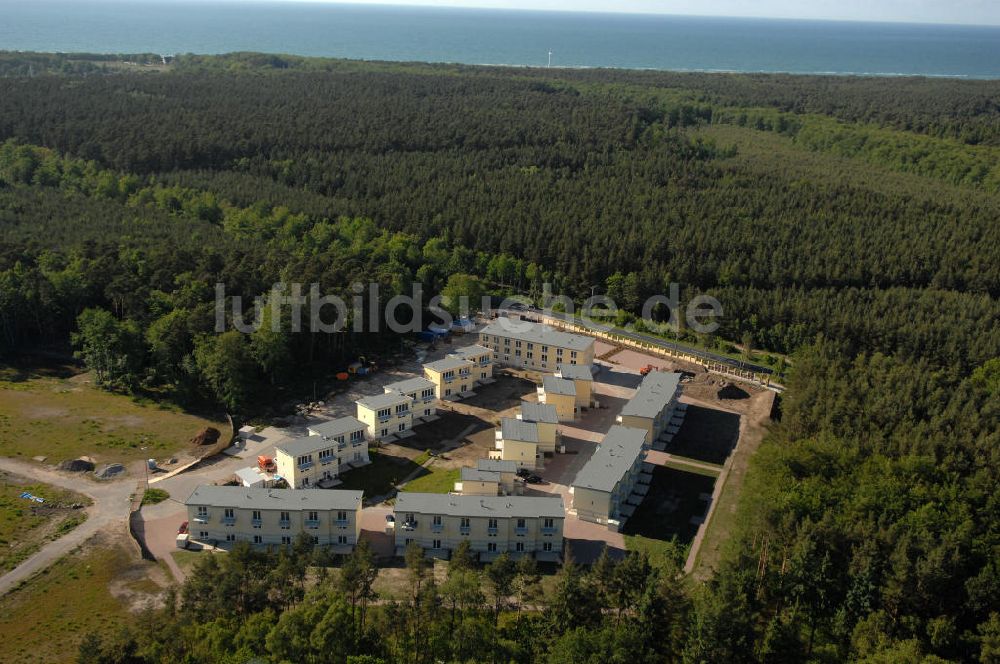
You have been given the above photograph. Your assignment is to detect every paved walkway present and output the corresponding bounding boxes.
[0,458,137,596]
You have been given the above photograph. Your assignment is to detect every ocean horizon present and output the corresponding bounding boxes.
[1,1,999,78]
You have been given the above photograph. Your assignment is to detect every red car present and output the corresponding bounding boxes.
[177,521,189,534]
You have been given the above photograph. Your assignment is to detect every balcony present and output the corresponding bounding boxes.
[336,519,349,528]
[515,526,528,536]
[402,520,417,531]
[487,527,498,535]
[378,414,391,423]
[541,526,558,535]
[459,526,471,535]
[279,520,291,529]
[304,519,320,529]
[251,518,262,527]
[431,523,444,533]
[396,409,410,417]
[222,516,236,526]
[298,461,314,470]
[193,515,209,524]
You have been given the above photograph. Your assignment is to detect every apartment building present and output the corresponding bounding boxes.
[185,485,363,551]
[515,401,559,453]
[556,363,594,408]
[450,344,494,383]
[616,371,681,445]
[276,420,367,489]
[490,418,543,469]
[356,391,414,441]
[393,492,565,561]
[479,319,595,372]
[571,426,650,529]
[538,375,577,421]
[474,458,519,493]
[454,467,504,496]
[423,356,475,399]
[383,377,438,420]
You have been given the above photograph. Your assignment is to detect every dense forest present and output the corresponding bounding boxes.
[0,51,997,662]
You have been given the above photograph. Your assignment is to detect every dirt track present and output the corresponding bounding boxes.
[0,458,137,595]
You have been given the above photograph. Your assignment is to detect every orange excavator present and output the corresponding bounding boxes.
[640,365,657,376]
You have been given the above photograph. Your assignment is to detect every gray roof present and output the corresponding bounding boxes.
[620,372,681,419]
[308,416,367,439]
[452,344,492,359]
[480,319,594,352]
[542,375,576,396]
[460,467,501,483]
[424,356,472,372]
[277,435,336,458]
[356,391,413,410]
[501,418,540,443]
[572,426,648,493]
[476,458,517,473]
[395,492,564,519]
[383,376,435,395]
[557,363,593,381]
[519,401,558,424]
[186,485,363,511]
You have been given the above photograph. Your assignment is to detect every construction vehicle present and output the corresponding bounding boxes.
[640,364,657,376]
[257,455,276,473]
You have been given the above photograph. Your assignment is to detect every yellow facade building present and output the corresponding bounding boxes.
[571,426,650,530]
[393,492,564,561]
[185,485,363,552]
[478,319,594,372]
[423,356,475,399]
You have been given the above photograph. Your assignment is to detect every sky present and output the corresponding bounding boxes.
[259,0,1000,26]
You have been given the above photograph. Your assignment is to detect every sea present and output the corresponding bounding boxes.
[1,0,999,78]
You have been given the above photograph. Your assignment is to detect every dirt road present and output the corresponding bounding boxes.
[0,458,136,596]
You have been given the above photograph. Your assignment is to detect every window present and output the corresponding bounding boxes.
[460,517,470,533]
[338,535,348,545]
[398,423,406,432]
[541,346,548,353]
[516,542,524,552]
[226,534,236,542]
[515,340,522,348]
[195,506,208,521]
[253,535,262,544]
[487,542,497,552]
[319,449,333,463]
[280,511,291,528]
[514,349,521,357]
[570,351,577,359]
[516,518,526,529]
[488,518,498,535]
[396,403,408,414]
[199,531,208,539]
[543,518,554,528]
[350,430,364,443]
[433,515,442,526]
[543,542,553,552]
[252,510,262,528]
[281,536,292,545]
[526,351,533,359]
[445,388,452,397]
[424,409,431,416]
[378,407,391,419]
[337,511,348,524]
[433,539,442,549]
[354,452,362,463]
[541,354,548,363]
[312,536,319,544]
[380,428,388,437]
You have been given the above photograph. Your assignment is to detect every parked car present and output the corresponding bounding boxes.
[516,468,531,479]
[524,474,543,484]
[177,521,189,534]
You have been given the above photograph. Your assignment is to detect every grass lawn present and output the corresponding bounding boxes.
[0,537,161,664]
[0,370,226,464]
[622,465,715,558]
[0,473,91,571]
[402,464,460,493]
[336,449,424,499]
[141,488,170,506]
